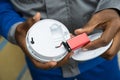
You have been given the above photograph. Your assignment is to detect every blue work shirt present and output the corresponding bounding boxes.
[26,55,120,80]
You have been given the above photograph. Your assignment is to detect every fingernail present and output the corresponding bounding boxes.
[76,29,83,31]
[75,29,83,34]
[33,15,36,21]
[33,16,35,20]
[33,12,41,21]
[51,62,57,66]
[82,48,88,51]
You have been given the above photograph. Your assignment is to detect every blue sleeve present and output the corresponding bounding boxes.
[0,0,25,39]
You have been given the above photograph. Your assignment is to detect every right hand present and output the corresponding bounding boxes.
[15,12,73,69]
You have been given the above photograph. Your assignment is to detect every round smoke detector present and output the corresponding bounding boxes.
[26,19,70,62]
[26,19,112,62]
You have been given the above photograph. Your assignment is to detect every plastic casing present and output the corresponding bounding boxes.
[26,19,70,62]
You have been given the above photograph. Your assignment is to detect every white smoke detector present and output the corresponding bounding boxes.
[26,19,70,62]
[26,19,112,62]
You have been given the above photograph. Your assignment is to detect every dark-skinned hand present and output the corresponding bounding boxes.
[75,9,120,60]
[15,13,73,70]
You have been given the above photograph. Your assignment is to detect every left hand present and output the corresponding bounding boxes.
[75,9,120,60]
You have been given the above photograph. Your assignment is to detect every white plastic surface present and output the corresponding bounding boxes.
[26,19,70,62]
[26,19,112,62]
[72,32,112,61]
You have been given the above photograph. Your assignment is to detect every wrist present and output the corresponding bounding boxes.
[8,22,23,44]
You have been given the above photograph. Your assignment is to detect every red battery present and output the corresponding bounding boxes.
[66,33,90,50]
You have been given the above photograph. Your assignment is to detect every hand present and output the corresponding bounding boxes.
[15,12,72,69]
[56,34,74,67]
[75,9,120,60]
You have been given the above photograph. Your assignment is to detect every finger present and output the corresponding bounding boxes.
[33,12,41,22]
[18,38,57,69]
[56,51,73,67]
[101,30,120,60]
[74,26,94,35]
[70,33,75,38]
[32,59,57,69]
[74,15,102,35]
[23,12,41,31]
[82,21,120,50]
[19,41,56,70]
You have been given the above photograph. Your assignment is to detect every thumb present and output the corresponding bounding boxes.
[74,15,101,35]
[33,12,41,22]
[23,12,41,30]
[74,23,95,35]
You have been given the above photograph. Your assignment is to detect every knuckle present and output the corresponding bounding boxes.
[34,64,40,69]
[26,18,35,26]
[32,61,41,69]
[87,28,93,33]
[92,14,102,21]
[16,23,25,33]
[105,52,114,60]
[100,38,109,46]
[85,24,94,30]
[105,56,114,60]
[111,20,120,29]
[57,62,62,66]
